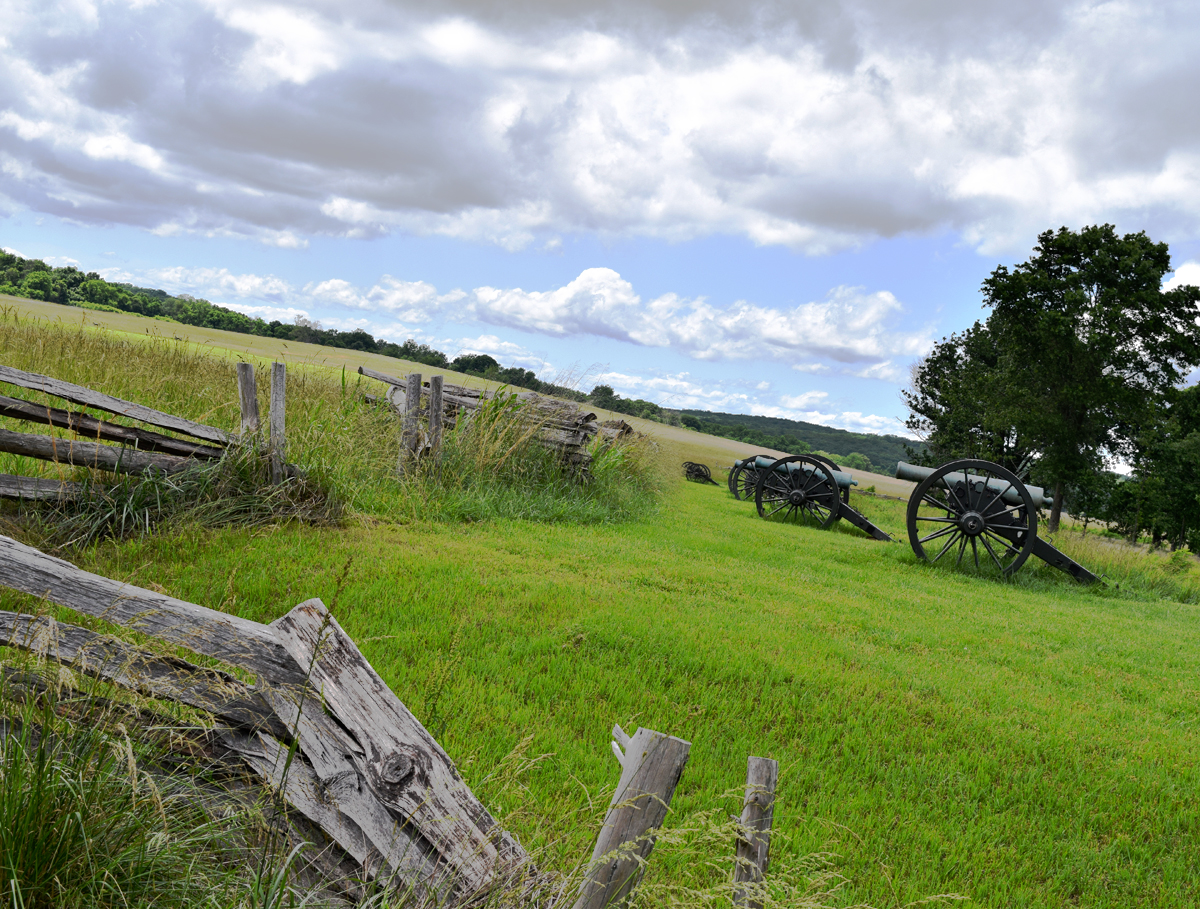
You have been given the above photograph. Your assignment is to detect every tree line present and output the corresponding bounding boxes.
[904,224,1200,546]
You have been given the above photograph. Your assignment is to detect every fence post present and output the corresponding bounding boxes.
[269,362,286,484]
[398,372,422,473]
[427,375,444,454]
[732,756,778,909]
[236,363,260,435]
[574,724,691,909]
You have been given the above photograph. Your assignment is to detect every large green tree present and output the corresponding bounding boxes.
[907,225,1200,531]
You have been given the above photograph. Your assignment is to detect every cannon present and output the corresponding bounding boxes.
[896,459,1099,583]
[729,452,851,504]
[682,461,718,484]
[753,455,892,541]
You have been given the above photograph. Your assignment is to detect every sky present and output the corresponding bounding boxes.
[2,0,1200,438]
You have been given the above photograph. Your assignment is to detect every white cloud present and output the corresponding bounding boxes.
[1,0,1198,251]
[1165,261,1200,292]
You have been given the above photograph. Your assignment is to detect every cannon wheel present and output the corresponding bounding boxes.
[755,455,841,528]
[733,465,761,501]
[807,453,851,505]
[906,459,1037,576]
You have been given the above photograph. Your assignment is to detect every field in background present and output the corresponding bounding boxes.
[3,296,1200,907]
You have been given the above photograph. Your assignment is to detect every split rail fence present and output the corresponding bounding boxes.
[0,536,779,907]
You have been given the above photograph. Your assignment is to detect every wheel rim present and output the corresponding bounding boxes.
[906,459,1037,576]
[755,456,841,528]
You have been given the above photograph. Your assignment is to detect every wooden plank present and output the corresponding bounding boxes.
[0,534,308,686]
[269,362,286,484]
[0,393,225,459]
[0,427,196,475]
[400,372,422,469]
[428,375,444,453]
[733,756,778,909]
[0,473,82,501]
[0,610,290,739]
[236,363,260,434]
[0,364,232,445]
[268,598,529,896]
[574,724,691,909]
[255,684,446,896]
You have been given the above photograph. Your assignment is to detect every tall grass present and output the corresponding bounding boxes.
[0,660,246,909]
[397,391,662,524]
[0,308,663,532]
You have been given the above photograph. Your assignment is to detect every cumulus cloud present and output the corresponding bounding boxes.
[105,262,929,375]
[1,0,1198,251]
[1165,261,1200,292]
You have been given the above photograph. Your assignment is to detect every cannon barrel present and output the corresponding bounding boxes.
[754,455,857,490]
[895,461,1052,508]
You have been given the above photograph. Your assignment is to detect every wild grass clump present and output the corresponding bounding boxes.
[7,441,341,552]
[0,662,244,909]
[397,391,662,524]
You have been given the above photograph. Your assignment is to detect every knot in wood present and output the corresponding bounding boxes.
[381,752,415,788]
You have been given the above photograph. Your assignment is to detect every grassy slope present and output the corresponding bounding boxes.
[3,296,1199,906]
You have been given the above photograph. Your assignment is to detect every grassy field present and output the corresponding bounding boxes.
[3,299,1200,907]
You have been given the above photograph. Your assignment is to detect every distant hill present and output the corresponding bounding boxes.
[679,409,921,475]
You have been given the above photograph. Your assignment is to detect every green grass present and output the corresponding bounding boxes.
[4,310,1200,906]
[2,484,1195,907]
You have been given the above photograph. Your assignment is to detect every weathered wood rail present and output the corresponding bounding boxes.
[0,361,297,499]
[0,534,743,905]
[357,366,600,470]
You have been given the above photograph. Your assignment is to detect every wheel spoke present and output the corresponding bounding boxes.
[971,536,980,569]
[765,502,788,518]
[915,515,958,524]
[982,529,1020,557]
[932,531,961,562]
[978,480,1013,516]
[980,534,1006,572]
[919,525,959,544]
[956,534,968,566]
[921,492,954,514]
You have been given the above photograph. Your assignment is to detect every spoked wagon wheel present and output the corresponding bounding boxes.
[906,459,1037,576]
[733,464,761,501]
[808,453,851,505]
[755,456,841,528]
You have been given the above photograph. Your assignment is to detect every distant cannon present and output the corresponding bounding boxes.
[753,455,892,541]
[729,452,850,504]
[896,459,1099,583]
[682,461,718,484]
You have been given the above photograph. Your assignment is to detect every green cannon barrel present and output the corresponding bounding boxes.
[753,455,857,490]
[895,461,1053,508]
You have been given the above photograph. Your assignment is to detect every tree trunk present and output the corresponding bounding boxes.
[1049,481,1064,533]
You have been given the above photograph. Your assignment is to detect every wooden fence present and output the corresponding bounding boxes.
[0,535,780,906]
[0,361,293,500]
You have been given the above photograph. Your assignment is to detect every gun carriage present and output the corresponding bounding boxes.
[752,455,892,541]
[729,452,850,504]
[896,459,1099,584]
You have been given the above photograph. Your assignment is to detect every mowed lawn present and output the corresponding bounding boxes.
[27,481,1196,908]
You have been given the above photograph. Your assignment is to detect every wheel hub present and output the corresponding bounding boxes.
[959,510,985,537]
[789,489,808,506]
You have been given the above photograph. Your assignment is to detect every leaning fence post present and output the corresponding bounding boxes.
[573,724,691,909]
[428,375,444,454]
[236,363,260,435]
[269,362,286,483]
[733,756,778,909]
[398,372,422,473]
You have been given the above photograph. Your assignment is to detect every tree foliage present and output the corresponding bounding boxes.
[905,225,1200,530]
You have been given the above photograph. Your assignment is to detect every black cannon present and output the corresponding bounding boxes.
[896,459,1099,583]
[729,452,850,504]
[683,461,718,484]
[753,455,892,541]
